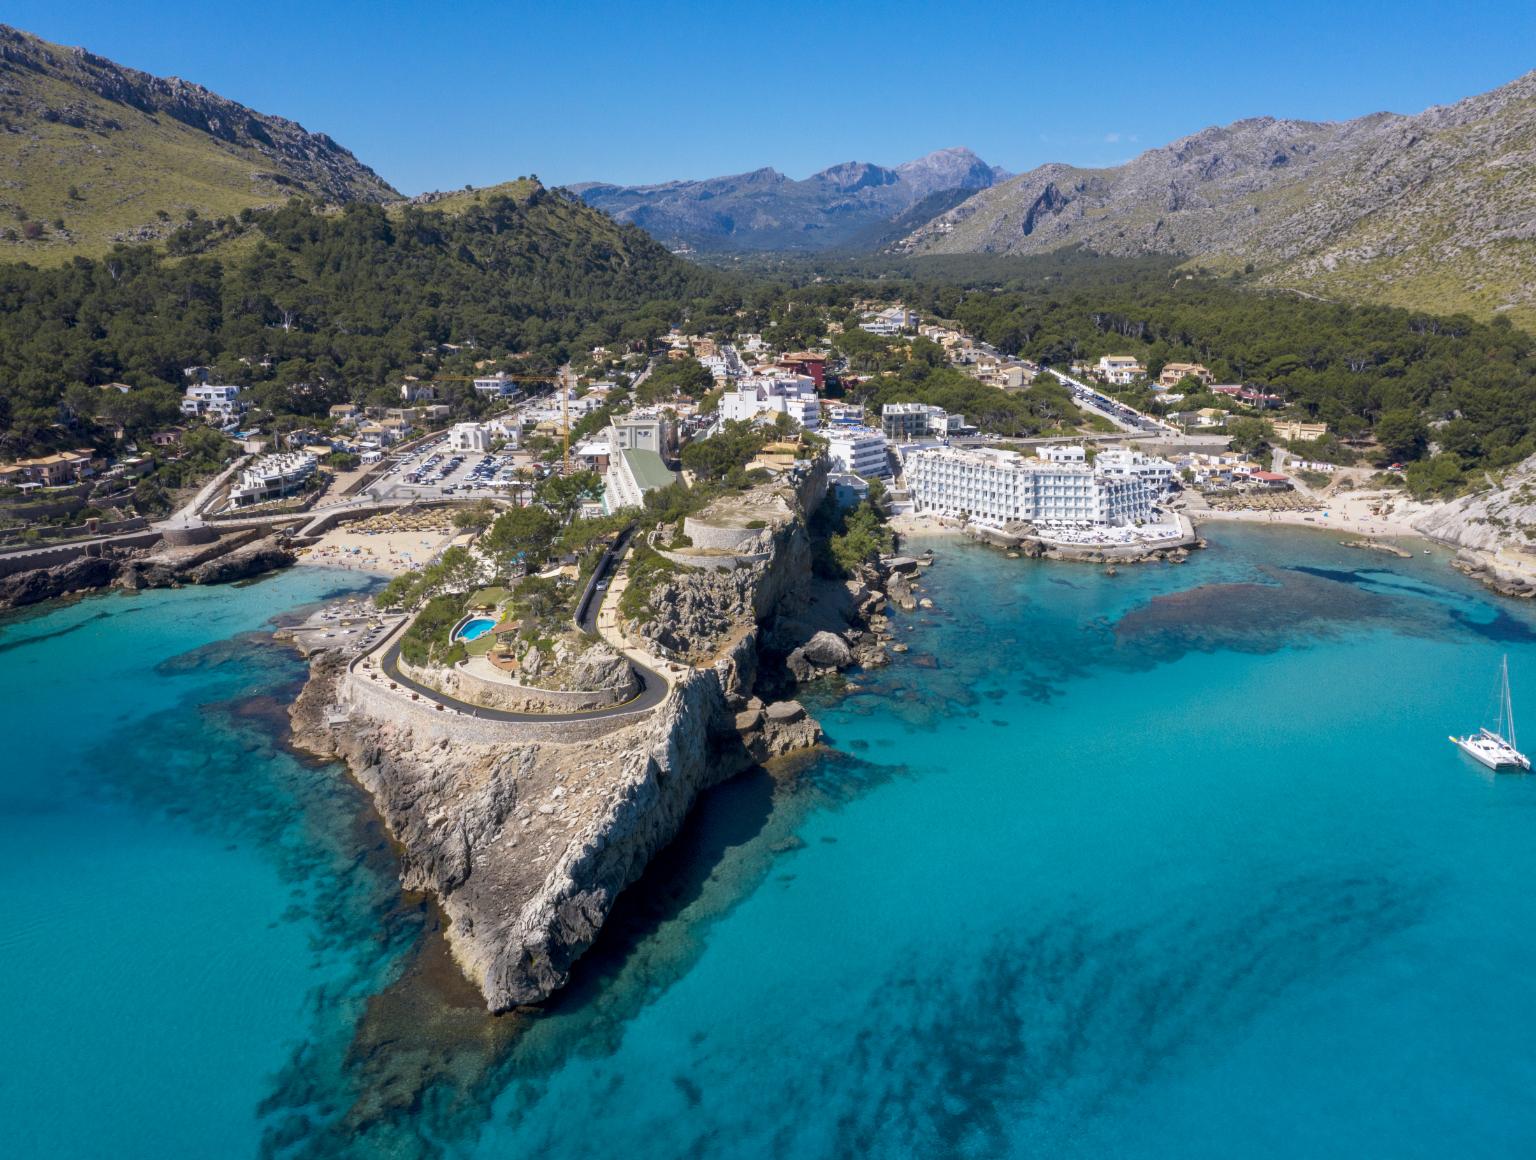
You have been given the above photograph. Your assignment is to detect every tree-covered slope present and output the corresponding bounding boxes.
[0,24,397,262]
[0,183,723,457]
[898,71,1536,328]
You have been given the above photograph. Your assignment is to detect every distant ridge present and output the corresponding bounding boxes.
[570,147,1009,253]
[0,23,398,258]
[896,71,1536,325]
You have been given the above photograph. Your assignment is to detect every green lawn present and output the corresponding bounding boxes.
[467,586,510,608]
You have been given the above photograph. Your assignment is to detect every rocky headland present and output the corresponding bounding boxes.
[287,464,901,1012]
[0,530,296,610]
[1413,453,1536,599]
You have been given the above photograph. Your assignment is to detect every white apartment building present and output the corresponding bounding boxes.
[1040,444,1087,464]
[718,374,820,430]
[472,372,520,397]
[1096,355,1146,386]
[881,402,965,442]
[903,446,1156,527]
[1095,447,1176,494]
[825,427,890,478]
[447,422,491,453]
[228,452,317,508]
[180,384,246,421]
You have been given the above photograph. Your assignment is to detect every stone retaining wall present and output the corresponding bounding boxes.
[681,516,764,552]
[342,665,649,743]
[652,544,773,572]
[398,656,637,715]
[0,530,163,578]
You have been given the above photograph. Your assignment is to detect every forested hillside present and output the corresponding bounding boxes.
[909,259,1536,471]
[0,184,723,456]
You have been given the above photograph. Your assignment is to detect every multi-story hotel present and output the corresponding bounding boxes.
[825,427,890,478]
[903,445,1168,526]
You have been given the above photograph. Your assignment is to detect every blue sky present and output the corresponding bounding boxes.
[9,0,1535,194]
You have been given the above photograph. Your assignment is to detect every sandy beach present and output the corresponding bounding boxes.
[888,513,965,537]
[1189,489,1430,540]
[296,526,465,576]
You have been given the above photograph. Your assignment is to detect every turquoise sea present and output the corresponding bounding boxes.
[6,526,1536,1158]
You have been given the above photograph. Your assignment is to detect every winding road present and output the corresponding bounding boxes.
[361,528,673,724]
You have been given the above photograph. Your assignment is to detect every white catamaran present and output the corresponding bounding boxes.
[1450,656,1531,771]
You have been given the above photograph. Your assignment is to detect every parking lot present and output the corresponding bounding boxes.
[374,437,547,502]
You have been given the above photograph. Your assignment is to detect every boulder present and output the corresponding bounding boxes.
[802,630,853,669]
[765,699,806,723]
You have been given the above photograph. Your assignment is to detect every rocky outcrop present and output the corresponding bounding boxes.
[0,531,295,609]
[1413,456,1536,554]
[1412,456,1536,598]
[294,613,821,1012]
[1450,551,1536,599]
[285,467,887,1011]
[513,635,635,694]
[0,552,120,608]
[184,535,295,584]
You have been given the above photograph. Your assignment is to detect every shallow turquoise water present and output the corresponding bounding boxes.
[0,568,409,1159]
[8,530,1536,1158]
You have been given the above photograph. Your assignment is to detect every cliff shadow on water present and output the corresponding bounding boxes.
[254,740,908,1160]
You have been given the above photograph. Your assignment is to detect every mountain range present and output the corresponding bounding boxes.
[570,148,1009,253]
[2,19,1534,327]
[897,71,1536,325]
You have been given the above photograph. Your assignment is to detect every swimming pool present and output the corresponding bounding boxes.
[455,617,496,642]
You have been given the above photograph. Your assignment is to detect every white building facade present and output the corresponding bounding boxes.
[228,452,317,508]
[1094,447,1176,495]
[180,384,245,421]
[903,446,1161,527]
[718,375,820,430]
[472,373,520,397]
[825,428,890,478]
[1096,356,1145,386]
[447,422,491,453]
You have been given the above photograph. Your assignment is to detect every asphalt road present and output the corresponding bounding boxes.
[371,527,669,723]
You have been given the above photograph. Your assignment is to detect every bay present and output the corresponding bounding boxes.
[6,526,1536,1158]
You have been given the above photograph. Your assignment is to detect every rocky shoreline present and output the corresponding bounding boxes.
[0,531,297,609]
[955,521,1202,565]
[285,466,903,1012]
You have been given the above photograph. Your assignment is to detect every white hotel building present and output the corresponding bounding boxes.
[718,374,820,430]
[825,427,890,478]
[903,445,1166,527]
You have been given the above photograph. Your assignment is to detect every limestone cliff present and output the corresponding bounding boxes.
[0,532,294,609]
[289,471,842,1011]
[292,634,815,1012]
[1414,455,1536,597]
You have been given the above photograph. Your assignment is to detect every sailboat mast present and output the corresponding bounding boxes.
[1505,656,1517,749]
